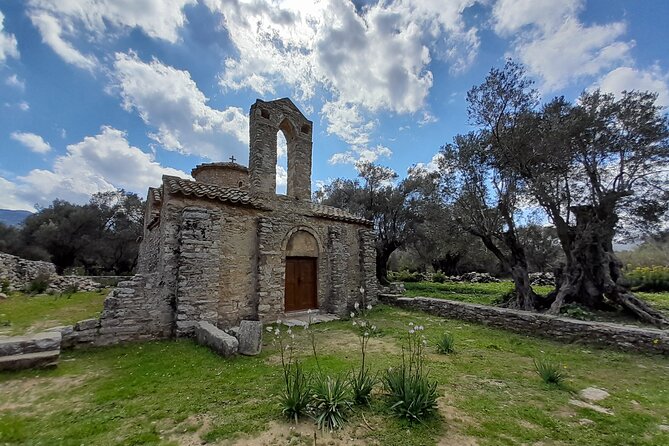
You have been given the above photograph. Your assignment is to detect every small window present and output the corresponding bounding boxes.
[261,109,270,119]
[300,124,310,134]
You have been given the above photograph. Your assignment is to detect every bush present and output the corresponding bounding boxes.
[382,323,438,422]
[625,266,669,292]
[436,332,455,354]
[27,274,50,294]
[1,279,10,294]
[389,270,422,282]
[350,367,376,406]
[534,358,565,385]
[310,373,352,431]
[432,272,446,283]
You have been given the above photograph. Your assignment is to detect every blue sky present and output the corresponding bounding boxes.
[0,0,667,211]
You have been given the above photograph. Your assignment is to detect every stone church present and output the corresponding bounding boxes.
[75,98,378,345]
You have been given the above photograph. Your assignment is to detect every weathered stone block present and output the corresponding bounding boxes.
[0,331,62,356]
[75,318,100,331]
[195,321,238,357]
[237,320,262,356]
[0,350,60,371]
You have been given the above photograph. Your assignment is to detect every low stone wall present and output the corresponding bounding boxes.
[0,252,56,291]
[380,294,669,355]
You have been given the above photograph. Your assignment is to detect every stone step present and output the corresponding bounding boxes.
[0,350,60,371]
[0,331,62,356]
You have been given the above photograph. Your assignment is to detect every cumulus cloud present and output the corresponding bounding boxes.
[329,144,393,165]
[0,177,34,211]
[595,65,669,108]
[206,0,479,163]
[112,51,248,161]
[7,126,188,208]
[0,10,19,62]
[26,0,195,69]
[10,132,52,154]
[492,0,633,91]
[5,74,25,90]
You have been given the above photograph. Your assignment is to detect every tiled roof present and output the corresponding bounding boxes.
[310,203,372,226]
[163,175,266,209]
[149,187,162,203]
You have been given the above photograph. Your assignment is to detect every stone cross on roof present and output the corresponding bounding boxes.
[229,156,236,163]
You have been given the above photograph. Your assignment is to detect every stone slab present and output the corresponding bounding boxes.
[0,350,60,371]
[0,331,62,356]
[195,321,238,357]
[237,320,262,356]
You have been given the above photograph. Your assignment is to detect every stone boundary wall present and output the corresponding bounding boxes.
[0,252,56,291]
[379,294,669,355]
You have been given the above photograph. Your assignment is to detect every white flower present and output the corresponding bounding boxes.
[371,325,377,331]
[266,326,273,332]
[274,328,280,336]
[354,302,360,310]
[409,329,415,334]
[304,324,309,330]
[290,334,295,339]
[409,322,414,326]
[417,325,424,331]
[287,328,292,335]
[422,340,428,346]
[366,304,372,310]
[360,286,365,294]
[364,332,369,337]
[360,321,367,327]
[276,319,282,325]
[352,321,357,326]
[307,309,312,314]
[350,312,355,318]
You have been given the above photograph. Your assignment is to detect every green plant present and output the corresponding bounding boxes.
[432,272,446,283]
[534,358,565,385]
[561,304,594,321]
[625,266,669,292]
[436,332,455,354]
[382,323,438,422]
[269,324,311,422]
[310,373,352,431]
[1,279,10,294]
[349,297,378,405]
[27,274,51,295]
[390,270,422,282]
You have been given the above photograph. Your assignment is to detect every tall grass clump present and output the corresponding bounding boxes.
[533,358,565,385]
[311,373,352,431]
[382,322,438,422]
[269,323,310,422]
[436,332,455,354]
[349,296,378,405]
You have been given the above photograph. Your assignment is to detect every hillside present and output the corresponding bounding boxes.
[0,209,32,226]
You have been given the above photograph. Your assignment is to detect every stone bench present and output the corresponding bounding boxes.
[0,331,62,371]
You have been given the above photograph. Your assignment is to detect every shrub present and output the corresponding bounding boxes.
[625,266,669,292]
[350,367,376,406]
[27,274,50,295]
[436,332,455,354]
[534,358,565,385]
[310,373,352,431]
[349,298,378,405]
[432,272,446,283]
[391,270,422,282]
[280,361,311,422]
[1,279,10,294]
[382,323,438,422]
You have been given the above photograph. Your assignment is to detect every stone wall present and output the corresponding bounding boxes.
[0,252,56,291]
[380,294,669,355]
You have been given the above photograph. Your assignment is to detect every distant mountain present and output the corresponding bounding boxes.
[0,209,33,226]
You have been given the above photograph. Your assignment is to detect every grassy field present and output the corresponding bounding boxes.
[1,291,669,445]
[0,290,107,336]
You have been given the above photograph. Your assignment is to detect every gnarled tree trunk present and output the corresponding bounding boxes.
[547,205,669,328]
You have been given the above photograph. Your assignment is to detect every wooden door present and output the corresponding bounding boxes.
[285,257,317,312]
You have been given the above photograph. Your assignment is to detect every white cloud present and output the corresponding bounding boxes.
[13,126,188,207]
[0,177,34,211]
[26,0,195,69]
[411,152,443,173]
[0,10,19,63]
[329,144,392,165]
[18,101,29,111]
[10,132,52,154]
[112,51,248,161]
[417,111,438,127]
[595,65,669,108]
[5,74,24,90]
[492,0,633,91]
[29,11,98,71]
[206,0,479,148]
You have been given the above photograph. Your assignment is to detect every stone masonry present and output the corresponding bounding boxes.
[61,98,378,348]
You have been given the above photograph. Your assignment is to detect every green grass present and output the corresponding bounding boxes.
[403,281,554,305]
[2,303,669,445]
[0,290,107,336]
[638,291,669,315]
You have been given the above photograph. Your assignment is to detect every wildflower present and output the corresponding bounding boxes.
[350,312,355,318]
[304,324,309,330]
[417,325,424,331]
[409,329,415,334]
[354,302,360,310]
[364,332,369,337]
[307,309,312,314]
[366,304,372,310]
[653,339,660,345]
[290,334,295,339]
[409,322,414,326]
[266,326,273,333]
[371,325,377,331]
[274,328,280,336]
[422,340,428,346]
[352,321,357,326]
[287,328,292,336]
[359,320,367,327]
[360,286,365,294]
[277,319,282,325]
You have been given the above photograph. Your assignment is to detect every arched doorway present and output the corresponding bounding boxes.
[284,230,318,312]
